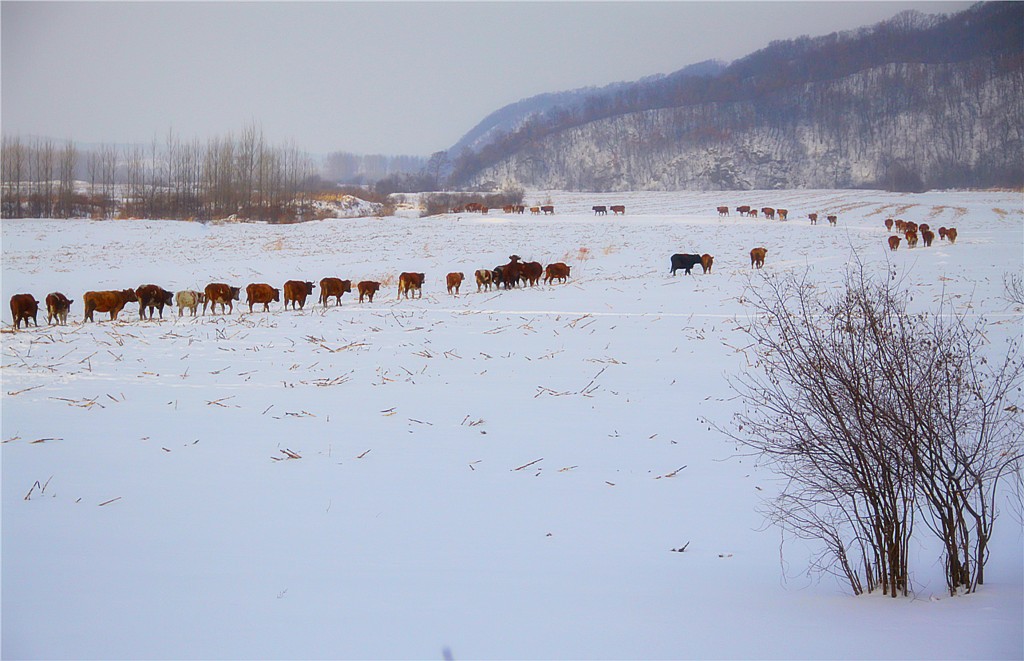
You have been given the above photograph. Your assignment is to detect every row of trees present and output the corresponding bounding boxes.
[721,266,1023,597]
[1,124,320,222]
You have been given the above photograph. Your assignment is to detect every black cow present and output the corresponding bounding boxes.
[670,253,703,276]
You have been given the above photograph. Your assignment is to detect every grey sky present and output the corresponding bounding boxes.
[2,1,973,156]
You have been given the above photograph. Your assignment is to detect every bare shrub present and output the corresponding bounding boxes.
[719,265,1023,596]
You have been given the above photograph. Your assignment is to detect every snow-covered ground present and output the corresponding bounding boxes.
[3,189,1022,659]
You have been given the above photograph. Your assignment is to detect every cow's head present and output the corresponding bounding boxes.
[273,288,281,302]
[124,289,139,302]
[230,287,241,300]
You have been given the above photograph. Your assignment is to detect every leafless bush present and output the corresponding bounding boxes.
[1005,272,1024,306]
[719,265,1023,596]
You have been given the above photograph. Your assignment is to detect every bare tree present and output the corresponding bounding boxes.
[719,265,1023,596]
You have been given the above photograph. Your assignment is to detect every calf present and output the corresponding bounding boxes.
[827,215,838,225]
[10,294,39,329]
[888,235,901,251]
[946,227,958,244]
[921,229,935,247]
[749,247,768,269]
[884,218,894,231]
[136,284,174,320]
[398,272,425,299]
[544,262,571,284]
[45,292,73,325]
[700,254,714,274]
[357,280,381,303]
[446,272,465,295]
[717,206,729,217]
[475,269,494,292]
[810,213,819,225]
[777,209,788,221]
[175,290,205,317]
[204,283,240,315]
[319,278,352,307]
[610,205,625,215]
[283,280,315,310]
[592,205,607,215]
[670,253,703,276]
[84,289,139,322]
[938,227,948,241]
[246,283,280,312]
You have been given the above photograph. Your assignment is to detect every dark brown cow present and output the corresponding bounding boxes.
[717,206,729,217]
[512,204,525,214]
[946,227,958,244]
[10,294,39,329]
[701,254,714,274]
[761,207,775,220]
[446,272,465,295]
[357,281,381,303]
[246,283,280,312]
[203,283,240,315]
[135,284,173,320]
[777,209,788,221]
[749,247,768,269]
[398,272,425,299]
[827,215,838,225]
[888,236,901,251]
[465,202,484,213]
[45,292,73,325]
[541,205,555,215]
[84,289,139,322]
[475,269,494,292]
[749,209,758,218]
[610,205,625,215]
[736,205,751,216]
[283,280,315,310]
[938,227,948,240]
[895,219,906,232]
[921,229,935,247]
[175,290,205,317]
[905,221,918,233]
[810,213,819,225]
[544,262,571,284]
[319,278,352,307]
[884,218,894,231]
[592,205,608,215]
[520,261,543,287]
[919,223,930,233]
[501,255,522,290]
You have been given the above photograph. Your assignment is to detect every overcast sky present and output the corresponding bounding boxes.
[2,1,973,156]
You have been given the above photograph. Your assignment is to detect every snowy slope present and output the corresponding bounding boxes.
[2,189,1022,659]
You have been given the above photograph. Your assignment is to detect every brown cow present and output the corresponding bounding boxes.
[919,223,930,233]
[475,269,494,292]
[398,272,425,299]
[283,280,315,310]
[45,292,73,325]
[777,209,788,221]
[905,229,919,248]
[827,215,838,225]
[175,290,205,317]
[610,205,625,215]
[541,205,555,215]
[357,280,381,303]
[319,278,352,307]
[136,284,173,320]
[701,254,714,274]
[544,262,571,284]
[203,283,240,315]
[716,206,729,217]
[446,272,465,295]
[884,218,894,231]
[501,255,523,290]
[512,204,525,214]
[750,247,768,269]
[530,207,540,215]
[520,261,543,287]
[761,207,775,220]
[246,283,280,312]
[809,213,819,225]
[10,294,39,329]
[749,209,758,218]
[736,205,751,216]
[888,236,901,251]
[921,229,935,247]
[946,227,958,244]
[895,219,906,232]
[905,221,918,233]
[84,289,139,322]
[938,227,948,240]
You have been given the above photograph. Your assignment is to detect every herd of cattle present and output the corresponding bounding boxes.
[6,206,963,330]
[6,256,576,330]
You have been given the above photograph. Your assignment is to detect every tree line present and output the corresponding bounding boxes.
[1,124,320,222]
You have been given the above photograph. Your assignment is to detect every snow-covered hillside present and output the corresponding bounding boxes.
[3,189,1022,659]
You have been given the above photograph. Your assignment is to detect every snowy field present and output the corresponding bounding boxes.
[2,189,1023,660]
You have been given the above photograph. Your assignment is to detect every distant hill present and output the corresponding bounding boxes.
[444,2,1023,191]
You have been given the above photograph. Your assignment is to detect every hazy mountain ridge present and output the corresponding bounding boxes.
[448,3,1024,191]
